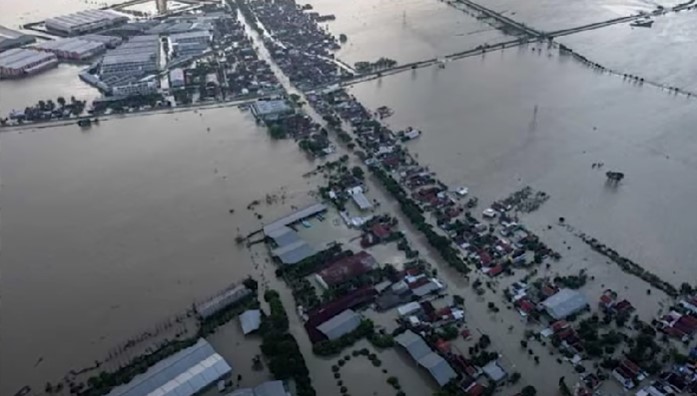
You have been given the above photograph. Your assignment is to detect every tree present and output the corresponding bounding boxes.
[521,385,537,396]
[57,97,66,107]
[269,124,286,139]
[453,294,464,306]
[243,277,258,291]
[351,166,364,180]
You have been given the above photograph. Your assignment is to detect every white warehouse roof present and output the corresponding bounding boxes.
[106,339,231,396]
[542,288,588,320]
[0,48,56,70]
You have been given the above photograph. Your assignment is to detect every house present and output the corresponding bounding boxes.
[251,99,294,122]
[315,251,377,289]
[612,359,645,389]
[482,360,507,384]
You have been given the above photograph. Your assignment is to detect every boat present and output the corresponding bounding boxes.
[630,18,654,27]
[302,220,311,228]
[77,118,92,128]
[455,186,469,197]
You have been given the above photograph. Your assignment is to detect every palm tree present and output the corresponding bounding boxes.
[57,96,66,107]
[38,100,46,110]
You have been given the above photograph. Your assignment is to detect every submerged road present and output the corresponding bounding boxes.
[452,0,543,38]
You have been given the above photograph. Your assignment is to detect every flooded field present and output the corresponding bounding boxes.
[348,44,697,287]
[0,0,125,28]
[0,64,99,115]
[304,0,509,65]
[475,0,686,31]
[559,11,697,92]
[0,107,322,395]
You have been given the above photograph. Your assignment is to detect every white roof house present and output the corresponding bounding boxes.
[542,288,589,320]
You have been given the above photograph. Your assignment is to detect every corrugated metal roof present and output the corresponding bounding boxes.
[271,240,315,265]
[316,309,361,340]
[542,288,588,320]
[262,203,326,234]
[395,330,432,361]
[265,225,300,247]
[239,310,261,335]
[195,285,251,319]
[106,339,231,396]
[418,352,457,386]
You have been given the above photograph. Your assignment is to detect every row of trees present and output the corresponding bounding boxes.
[260,290,316,396]
[371,167,470,274]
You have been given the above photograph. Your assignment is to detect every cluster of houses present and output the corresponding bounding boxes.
[247,0,346,90]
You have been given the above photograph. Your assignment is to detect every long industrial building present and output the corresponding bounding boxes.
[34,37,106,60]
[0,25,36,52]
[100,34,160,77]
[0,48,58,78]
[106,338,232,396]
[45,10,128,35]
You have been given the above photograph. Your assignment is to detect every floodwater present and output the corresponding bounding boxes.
[559,11,697,92]
[0,64,100,115]
[305,0,509,65]
[349,44,697,287]
[0,108,322,395]
[0,0,124,29]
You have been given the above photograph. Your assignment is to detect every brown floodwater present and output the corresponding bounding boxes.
[0,108,321,394]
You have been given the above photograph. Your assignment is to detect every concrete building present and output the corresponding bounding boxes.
[111,79,159,96]
[34,38,106,60]
[45,10,128,36]
[316,309,361,340]
[542,288,589,320]
[81,34,123,48]
[0,25,36,52]
[251,99,294,122]
[0,48,57,78]
[106,338,231,396]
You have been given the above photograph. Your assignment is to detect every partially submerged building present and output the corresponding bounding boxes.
[395,330,457,387]
[105,339,231,396]
[195,284,252,319]
[0,25,36,52]
[45,10,128,36]
[316,309,362,340]
[239,309,262,335]
[542,288,588,320]
[0,48,57,78]
[315,251,377,289]
[34,37,106,60]
[251,99,294,122]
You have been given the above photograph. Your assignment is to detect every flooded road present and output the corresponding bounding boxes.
[0,108,321,394]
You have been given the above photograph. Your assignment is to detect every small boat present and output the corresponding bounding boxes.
[77,118,92,128]
[302,220,311,228]
[630,18,654,27]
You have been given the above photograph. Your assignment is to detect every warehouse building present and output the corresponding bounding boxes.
[395,330,457,387]
[169,67,185,88]
[195,284,252,319]
[34,37,106,60]
[0,25,36,52]
[45,10,128,36]
[80,34,123,48]
[316,309,362,340]
[106,338,231,396]
[542,288,589,320]
[0,48,57,78]
[251,99,294,122]
[100,34,160,77]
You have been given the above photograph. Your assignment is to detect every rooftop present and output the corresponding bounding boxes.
[316,309,361,340]
[0,48,56,70]
[542,288,589,320]
[271,240,315,265]
[316,251,377,287]
[239,309,261,335]
[106,339,231,396]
